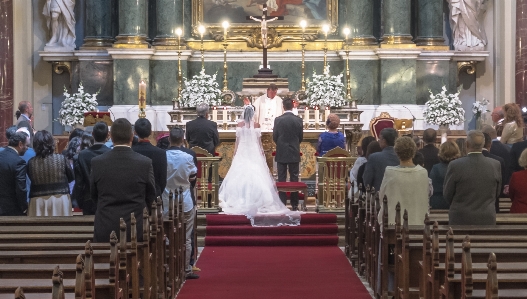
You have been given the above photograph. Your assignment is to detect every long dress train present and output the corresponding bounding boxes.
[218,123,302,226]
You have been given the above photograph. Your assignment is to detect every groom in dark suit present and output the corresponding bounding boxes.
[273,97,303,210]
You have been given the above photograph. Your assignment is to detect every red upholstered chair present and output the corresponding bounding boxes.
[191,146,222,210]
[369,112,395,139]
[316,147,354,210]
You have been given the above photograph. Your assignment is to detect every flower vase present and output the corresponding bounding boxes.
[475,116,483,130]
[439,124,449,144]
[74,123,85,130]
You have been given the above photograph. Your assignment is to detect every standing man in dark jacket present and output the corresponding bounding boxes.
[418,128,439,174]
[273,97,303,210]
[185,103,219,155]
[72,122,111,215]
[363,128,399,192]
[132,118,167,198]
[91,118,156,243]
[0,132,30,216]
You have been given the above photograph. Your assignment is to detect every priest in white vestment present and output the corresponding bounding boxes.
[253,84,284,130]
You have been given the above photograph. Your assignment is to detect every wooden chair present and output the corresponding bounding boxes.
[369,112,395,139]
[191,146,221,210]
[273,151,307,210]
[316,147,354,210]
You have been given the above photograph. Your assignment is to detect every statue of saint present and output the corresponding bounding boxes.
[448,0,488,51]
[43,0,76,51]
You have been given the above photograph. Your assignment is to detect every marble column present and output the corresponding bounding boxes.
[153,0,183,46]
[341,0,377,46]
[381,0,413,45]
[0,0,14,146]
[114,0,148,47]
[83,0,114,47]
[415,0,445,46]
[517,0,527,107]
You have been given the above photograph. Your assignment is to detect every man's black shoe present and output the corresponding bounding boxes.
[186,273,200,279]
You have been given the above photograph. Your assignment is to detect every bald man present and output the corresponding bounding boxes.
[444,130,502,225]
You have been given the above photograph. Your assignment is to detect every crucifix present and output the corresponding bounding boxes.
[247,4,284,78]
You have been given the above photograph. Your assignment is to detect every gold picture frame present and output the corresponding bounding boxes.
[192,0,338,48]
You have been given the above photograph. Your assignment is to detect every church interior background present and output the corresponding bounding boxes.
[0,0,520,186]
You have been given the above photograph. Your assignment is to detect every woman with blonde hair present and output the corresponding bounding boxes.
[501,103,524,145]
[429,141,460,209]
[378,136,429,227]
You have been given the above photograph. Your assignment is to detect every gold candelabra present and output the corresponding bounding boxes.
[300,20,307,91]
[198,25,206,70]
[138,80,146,118]
[322,24,329,74]
[343,28,357,109]
[175,28,183,110]
[222,21,230,92]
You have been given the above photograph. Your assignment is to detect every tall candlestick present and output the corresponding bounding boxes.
[223,106,228,123]
[212,106,218,122]
[138,80,146,118]
[175,28,183,110]
[300,20,307,91]
[222,21,230,92]
[198,25,206,70]
[304,106,309,123]
[322,24,330,74]
[324,106,330,123]
[314,106,320,125]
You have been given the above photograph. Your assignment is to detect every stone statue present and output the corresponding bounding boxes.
[448,0,488,51]
[43,0,76,51]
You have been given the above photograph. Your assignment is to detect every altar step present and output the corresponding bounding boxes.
[196,213,346,247]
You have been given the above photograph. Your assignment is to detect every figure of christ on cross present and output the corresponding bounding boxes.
[247,4,283,77]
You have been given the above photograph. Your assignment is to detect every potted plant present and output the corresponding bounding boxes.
[472,98,490,130]
[178,69,223,108]
[57,83,99,130]
[423,86,465,143]
[305,66,347,108]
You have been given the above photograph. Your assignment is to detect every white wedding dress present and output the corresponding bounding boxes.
[218,121,302,226]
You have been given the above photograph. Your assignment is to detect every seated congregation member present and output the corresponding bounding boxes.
[510,137,527,173]
[444,131,502,225]
[163,127,199,279]
[500,103,524,145]
[418,128,439,174]
[186,103,219,155]
[72,122,111,215]
[156,133,170,150]
[132,118,168,198]
[363,128,399,192]
[27,130,74,216]
[91,118,156,243]
[357,141,382,194]
[79,133,94,151]
[482,132,506,213]
[317,113,346,156]
[508,148,527,213]
[412,152,433,199]
[429,141,460,210]
[378,136,429,227]
[0,131,30,216]
[349,136,375,197]
[64,136,82,208]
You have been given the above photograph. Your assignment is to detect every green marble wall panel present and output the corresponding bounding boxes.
[339,0,375,39]
[383,0,412,37]
[118,0,147,36]
[113,59,150,105]
[416,60,450,105]
[183,0,192,38]
[85,0,113,39]
[78,61,114,106]
[155,0,181,38]
[150,60,188,105]
[349,60,379,105]
[417,0,444,39]
[148,0,157,41]
[380,59,417,104]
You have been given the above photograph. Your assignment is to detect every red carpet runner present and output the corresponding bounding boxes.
[177,246,372,299]
[204,214,339,246]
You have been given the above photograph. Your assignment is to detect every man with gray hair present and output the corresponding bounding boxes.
[185,103,219,155]
[444,130,501,225]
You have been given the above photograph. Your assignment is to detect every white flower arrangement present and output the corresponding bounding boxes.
[57,83,98,127]
[178,69,222,108]
[472,98,490,118]
[305,66,347,108]
[423,86,465,126]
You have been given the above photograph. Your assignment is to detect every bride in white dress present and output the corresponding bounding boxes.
[219,105,302,226]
